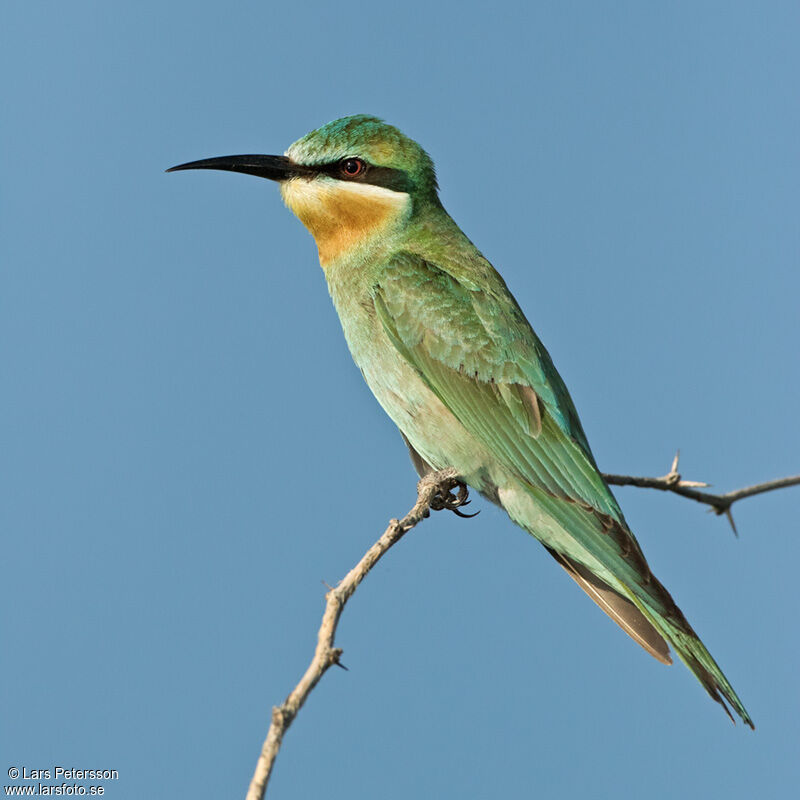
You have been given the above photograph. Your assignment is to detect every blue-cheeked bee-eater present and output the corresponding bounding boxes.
[168,115,753,728]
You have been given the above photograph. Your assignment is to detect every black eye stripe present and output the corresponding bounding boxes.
[308,160,413,193]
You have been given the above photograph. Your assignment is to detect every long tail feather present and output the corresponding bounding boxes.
[625,591,755,729]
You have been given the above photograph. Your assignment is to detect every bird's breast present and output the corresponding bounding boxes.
[328,288,491,483]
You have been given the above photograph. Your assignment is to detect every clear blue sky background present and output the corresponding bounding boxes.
[3,2,798,798]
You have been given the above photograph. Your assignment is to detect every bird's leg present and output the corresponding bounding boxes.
[420,468,480,518]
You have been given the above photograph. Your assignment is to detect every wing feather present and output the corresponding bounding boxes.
[547,547,672,665]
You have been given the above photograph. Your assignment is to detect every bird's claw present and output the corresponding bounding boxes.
[429,480,480,518]
[451,504,480,518]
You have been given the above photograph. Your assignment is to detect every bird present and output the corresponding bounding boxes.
[168,114,753,728]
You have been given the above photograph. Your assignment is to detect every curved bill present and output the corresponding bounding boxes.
[166,154,309,181]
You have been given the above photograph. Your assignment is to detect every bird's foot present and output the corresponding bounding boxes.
[422,469,479,518]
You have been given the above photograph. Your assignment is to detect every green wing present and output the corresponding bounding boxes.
[373,251,753,727]
[374,252,642,571]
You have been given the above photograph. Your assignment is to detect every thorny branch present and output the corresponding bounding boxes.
[246,468,468,800]
[603,451,800,535]
[246,459,799,799]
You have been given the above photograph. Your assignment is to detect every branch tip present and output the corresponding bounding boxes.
[603,461,799,534]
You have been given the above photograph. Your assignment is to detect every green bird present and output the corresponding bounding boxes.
[168,114,753,728]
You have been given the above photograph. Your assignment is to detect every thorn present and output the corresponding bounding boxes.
[670,450,680,475]
[724,508,739,537]
[330,648,348,670]
[322,580,334,591]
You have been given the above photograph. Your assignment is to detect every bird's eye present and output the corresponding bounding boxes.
[340,158,365,177]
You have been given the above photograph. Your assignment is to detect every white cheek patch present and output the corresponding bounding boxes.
[281,177,408,213]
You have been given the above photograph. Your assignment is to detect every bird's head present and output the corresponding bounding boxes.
[168,115,438,265]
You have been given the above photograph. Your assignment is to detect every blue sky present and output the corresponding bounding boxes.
[3,2,799,798]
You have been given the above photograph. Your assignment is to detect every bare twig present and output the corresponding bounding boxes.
[603,451,800,535]
[246,456,799,798]
[246,468,467,800]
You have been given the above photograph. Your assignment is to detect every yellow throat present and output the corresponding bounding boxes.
[281,177,410,265]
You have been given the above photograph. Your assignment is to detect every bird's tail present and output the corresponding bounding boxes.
[627,591,755,729]
[490,478,753,726]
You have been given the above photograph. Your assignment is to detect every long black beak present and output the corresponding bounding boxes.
[166,154,306,181]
